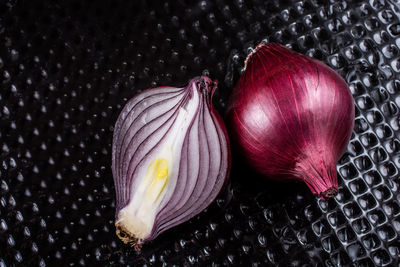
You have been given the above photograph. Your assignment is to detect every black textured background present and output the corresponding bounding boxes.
[1,0,400,266]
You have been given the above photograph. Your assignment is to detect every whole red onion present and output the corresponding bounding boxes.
[227,42,354,199]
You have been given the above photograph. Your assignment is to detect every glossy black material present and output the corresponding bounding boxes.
[0,0,400,266]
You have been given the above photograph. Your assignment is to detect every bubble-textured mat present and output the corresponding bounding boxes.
[1,0,400,266]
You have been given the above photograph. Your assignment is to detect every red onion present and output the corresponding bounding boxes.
[227,42,354,199]
[112,76,230,250]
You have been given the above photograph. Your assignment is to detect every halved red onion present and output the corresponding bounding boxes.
[112,76,230,250]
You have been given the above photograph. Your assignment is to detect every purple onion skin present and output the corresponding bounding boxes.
[227,43,355,199]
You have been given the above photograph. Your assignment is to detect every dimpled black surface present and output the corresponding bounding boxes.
[1,0,400,266]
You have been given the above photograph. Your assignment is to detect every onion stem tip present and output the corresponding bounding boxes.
[321,187,338,200]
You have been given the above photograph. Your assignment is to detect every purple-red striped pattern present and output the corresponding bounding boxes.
[227,42,354,199]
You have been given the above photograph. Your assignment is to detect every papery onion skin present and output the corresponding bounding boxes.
[112,76,230,250]
[227,42,354,199]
